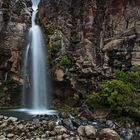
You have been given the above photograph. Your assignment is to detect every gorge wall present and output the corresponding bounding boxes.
[0,0,140,106]
[38,0,140,97]
[0,0,31,106]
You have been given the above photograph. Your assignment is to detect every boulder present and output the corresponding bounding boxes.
[54,125,67,135]
[103,39,123,52]
[77,125,85,136]
[47,121,55,131]
[100,128,120,140]
[62,118,74,130]
[0,135,6,140]
[59,112,70,119]
[0,115,4,120]
[55,69,64,81]
[85,125,96,138]
[77,125,96,138]
[7,133,14,138]
[8,117,18,122]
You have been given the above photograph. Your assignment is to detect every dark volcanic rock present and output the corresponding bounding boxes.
[0,0,31,106]
[0,114,139,140]
[39,0,140,95]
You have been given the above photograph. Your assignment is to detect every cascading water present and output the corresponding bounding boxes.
[0,0,56,118]
[31,10,48,110]
[21,0,54,114]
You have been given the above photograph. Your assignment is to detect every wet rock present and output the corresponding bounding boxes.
[120,128,134,140]
[100,128,120,140]
[71,119,81,128]
[62,118,74,130]
[106,120,116,129]
[8,117,18,122]
[4,116,8,120]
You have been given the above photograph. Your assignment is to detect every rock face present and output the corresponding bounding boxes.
[0,0,31,106]
[39,0,140,94]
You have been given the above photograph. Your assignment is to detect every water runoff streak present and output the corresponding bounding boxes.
[21,0,55,115]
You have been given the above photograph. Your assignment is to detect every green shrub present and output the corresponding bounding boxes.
[101,80,132,113]
[60,54,71,67]
[86,70,140,117]
[46,26,56,35]
[127,71,140,90]
[115,70,140,90]
[115,70,127,82]
[86,80,133,115]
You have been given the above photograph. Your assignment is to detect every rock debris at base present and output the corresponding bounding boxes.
[0,113,139,140]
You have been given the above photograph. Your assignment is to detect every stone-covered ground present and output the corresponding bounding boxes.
[0,112,140,140]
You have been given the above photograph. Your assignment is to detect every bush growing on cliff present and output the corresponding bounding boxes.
[86,70,140,116]
[60,53,72,67]
[46,25,56,35]
[87,80,133,115]
[115,70,140,90]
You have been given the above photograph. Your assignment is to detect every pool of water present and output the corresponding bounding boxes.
[0,109,57,120]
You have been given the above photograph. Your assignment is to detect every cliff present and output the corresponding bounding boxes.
[39,0,140,96]
[0,0,31,106]
[0,0,140,105]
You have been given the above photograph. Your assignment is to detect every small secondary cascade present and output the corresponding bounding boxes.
[22,0,51,114]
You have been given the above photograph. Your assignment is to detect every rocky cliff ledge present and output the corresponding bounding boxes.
[39,0,140,96]
[0,0,31,106]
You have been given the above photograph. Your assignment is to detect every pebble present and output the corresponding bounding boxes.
[7,133,14,138]
[0,115,4,120]
[0,135,6,139]
[8,117,18,122]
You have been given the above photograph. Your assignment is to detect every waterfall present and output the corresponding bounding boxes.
[31,10,48,110]
[21,0,54,114]
[22,43,30,106]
